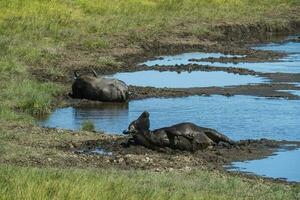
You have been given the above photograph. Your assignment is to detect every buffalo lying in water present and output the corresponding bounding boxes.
[123,111,235,151]
[71,70,129,102]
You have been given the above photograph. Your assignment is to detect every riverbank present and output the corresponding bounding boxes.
[1,121,299,181]
[1,0,300,199]
[1,0,300,121]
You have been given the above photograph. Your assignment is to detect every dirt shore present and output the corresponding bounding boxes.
[5,21,300,184]
[48,25,300,103]
[2,121,300,184]
[4,121,300,184]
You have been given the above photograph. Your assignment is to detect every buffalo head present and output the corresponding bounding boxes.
[123,111,150,135]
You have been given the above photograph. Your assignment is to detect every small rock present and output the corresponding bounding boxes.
[155,168,162,172]
[118,158,125,163]
[168,168,174,172]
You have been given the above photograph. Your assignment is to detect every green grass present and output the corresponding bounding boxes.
[0,2,300,199]
[81,120,95,132]
[0,0,299,121]
[0,166,299,200]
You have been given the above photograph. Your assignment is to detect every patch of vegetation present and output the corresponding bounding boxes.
[0,1,299,199]
[81,120,95,132]
[0,166,299,200]
[0,0,299,121]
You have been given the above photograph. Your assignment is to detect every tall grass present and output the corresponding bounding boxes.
[0,166,299,200]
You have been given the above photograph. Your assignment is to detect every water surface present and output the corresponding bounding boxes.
[110,70,267,88]
[143,41,300,73]
[40,95,300,141]
[228,148,300,182]
[143,52,243,66]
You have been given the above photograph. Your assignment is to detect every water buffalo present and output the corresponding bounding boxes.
[123,111,235,151]
[71,69,129,102]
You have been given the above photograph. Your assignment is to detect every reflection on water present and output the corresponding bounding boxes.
[39,95,300,141]
[110,70,267,88]
[227,148,300,182]
[143,52,243,66]
[39,103,129,132]
[253,40,300,53]
[143,40,300,73]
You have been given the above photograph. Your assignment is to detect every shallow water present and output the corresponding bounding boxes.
[253,41,300,53]
[143,40,300,73]
[75,147,113,156]
[39,95,300,141]
[110,70,267,88]
[227,148,300,182]
[143,52,243,66]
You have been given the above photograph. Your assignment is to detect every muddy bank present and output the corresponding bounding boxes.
[65,133,300,184]
[128,83,300,100]
[59,63,300,105]
[3,121,298,173]
[2,120,300,184]
[29,20,300,84]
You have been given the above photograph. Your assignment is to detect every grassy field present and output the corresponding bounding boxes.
[1,0,300,199]
[0,166,299,200]
[0,0,300,121]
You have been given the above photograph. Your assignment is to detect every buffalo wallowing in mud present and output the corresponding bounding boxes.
[123,111,235,151]
[70,69,129,102]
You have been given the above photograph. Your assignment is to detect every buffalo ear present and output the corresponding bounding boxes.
[91,69,98,77]
[74,71,79,79]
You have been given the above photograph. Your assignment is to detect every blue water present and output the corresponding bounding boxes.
[143,41,300,73]
[228,148,300,182]
[253,41,300,53]
[110,70,267,88]
[39,95,300,141]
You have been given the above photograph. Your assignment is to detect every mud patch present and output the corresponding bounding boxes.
[74,135,300,177]
[277,90,300,97]
[75,147,113,156]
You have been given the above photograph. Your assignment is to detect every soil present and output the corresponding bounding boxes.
[2,122,299,184]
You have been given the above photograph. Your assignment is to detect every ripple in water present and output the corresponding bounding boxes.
[227,148,300,182]
[39,95,300,141]
[109,70,267,88]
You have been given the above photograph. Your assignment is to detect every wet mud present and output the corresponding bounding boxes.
[68,134,300,183]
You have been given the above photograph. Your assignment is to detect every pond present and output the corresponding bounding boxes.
[142,39,300,73]
[227,147,300,182]
[110,70,267,88]
[39,95,300,141]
